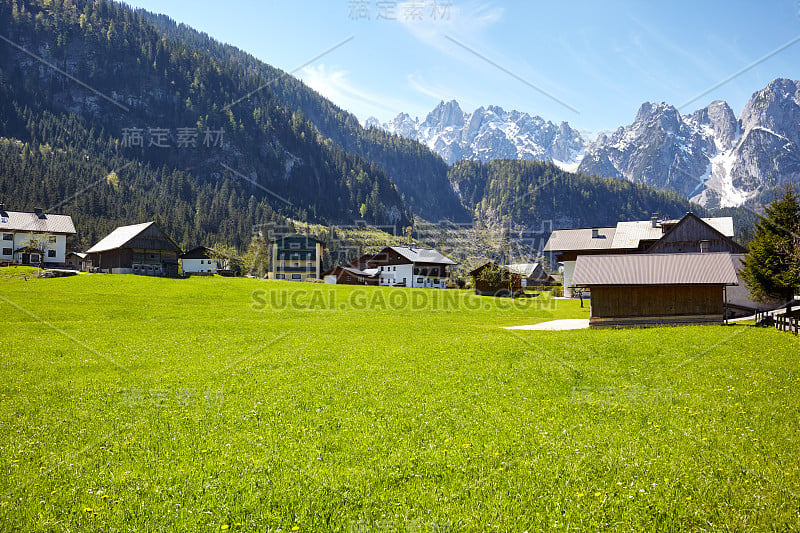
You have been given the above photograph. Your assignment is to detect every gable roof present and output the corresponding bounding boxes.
[544,214,737,253]
[648,213,745,254]
[505,263,542,277]
[86,222,180,254]
[468,261,511,277]
[180,246,215,259]
[610,221,664,248]
[662,216,734,237]
[571,253,739,286]
[0,210,76,234]
[543,227,616,252]
[323,265,379,278]
[387,246,457,265]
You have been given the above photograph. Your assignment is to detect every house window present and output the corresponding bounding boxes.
[2,233,12,241]
[2,248,11,256]
[30,253,41,263]
[48,250,56,258]
[417,277,423,284]
[48,236,57,244]
[291,274,301,280]
[289,242,300,249]
[276,274,285,280]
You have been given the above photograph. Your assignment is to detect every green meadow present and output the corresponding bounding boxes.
[1,267,798,532]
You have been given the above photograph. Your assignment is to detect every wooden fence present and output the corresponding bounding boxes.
[755,303,800,335]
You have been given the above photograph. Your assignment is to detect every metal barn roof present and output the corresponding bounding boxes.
[571,253,739,286]
[610,221,664,248]
[543,227,616,252]
[505,263,541,277]
[86,222,164,253]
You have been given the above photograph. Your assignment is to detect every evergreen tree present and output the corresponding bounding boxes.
[740,185,800,302]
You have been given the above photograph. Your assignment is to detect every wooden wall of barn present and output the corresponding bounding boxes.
[590,285,724,318]
[648,216,745,254]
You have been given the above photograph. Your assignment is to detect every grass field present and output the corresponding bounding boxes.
[1,267,799,531]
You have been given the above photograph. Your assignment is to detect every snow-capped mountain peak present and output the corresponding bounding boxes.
[579,79,800,208]
[370,101,586,169]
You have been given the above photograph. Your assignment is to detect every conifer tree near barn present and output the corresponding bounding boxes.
[740,185,800,302]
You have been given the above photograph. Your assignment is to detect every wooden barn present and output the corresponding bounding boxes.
[86,222,181,277]
[65,252,87,271]
[571,253,739,328]
[506,263,549,287]
[469,262,522,296]
[646,213,747,255]
[544,212,741,297]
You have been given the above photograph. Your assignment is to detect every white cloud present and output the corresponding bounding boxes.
[297,64,425,123]
[407,73,452,101]
[397,1,504,56]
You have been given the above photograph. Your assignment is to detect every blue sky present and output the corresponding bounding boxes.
[122,1,800,139]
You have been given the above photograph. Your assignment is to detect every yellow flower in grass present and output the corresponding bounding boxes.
[220,525,229,531]
[292,527,300,531]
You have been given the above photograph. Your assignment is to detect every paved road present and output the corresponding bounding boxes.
[504,319,590,331]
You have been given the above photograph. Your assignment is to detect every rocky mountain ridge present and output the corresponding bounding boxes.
[372,78,800,208]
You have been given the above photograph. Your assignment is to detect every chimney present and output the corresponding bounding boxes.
[591,228,600,239]
[34,207,45,219]
[651,213,659,228]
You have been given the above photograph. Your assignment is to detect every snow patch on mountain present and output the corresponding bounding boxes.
[367,100,585,168]
[580,81,800,208]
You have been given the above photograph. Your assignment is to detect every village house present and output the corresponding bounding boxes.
[505,263,549,287]
[571,253,739,328]
[180,246,218,276]
[0,205,76,266]
[322,265,380,285]
[86,221,181,277]
[65,252,87,271]
[468,262,522,296]
[544,212,745,297]
[270,234,324,281]
[364,246,456,288]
